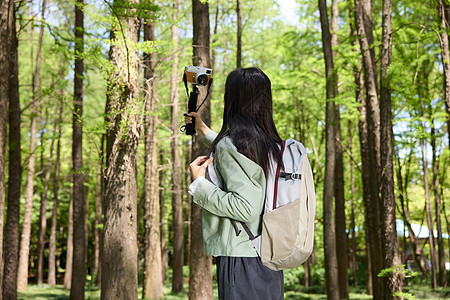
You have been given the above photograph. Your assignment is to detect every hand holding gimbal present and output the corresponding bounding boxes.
[181,66,213,136]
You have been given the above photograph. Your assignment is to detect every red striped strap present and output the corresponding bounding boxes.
[272,140,286,210]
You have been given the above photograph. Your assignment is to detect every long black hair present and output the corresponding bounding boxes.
[210,67,283,176]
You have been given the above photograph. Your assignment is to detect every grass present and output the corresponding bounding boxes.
[17,268,450,300]
[17,283,450,300]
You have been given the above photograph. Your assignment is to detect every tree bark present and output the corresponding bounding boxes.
[101,0,141,298]
[159,151,168,281]
[395,150,428,275]
[189,1,213,299]
[418,55,438,289]
[354,0,384,296]
[2,1,19,297]
[330,1,349,297]
[0,0,10,295]
[48,103,63,286]
[142,8,164,299]
[318,0,339,299]
[431,123,447,287]
[236,0,242,68]
[438,0,450,149]
[70,0,86,297]
[65,186,74,289]
[37,118,55,285]
[348,120,357,288]
[17,0,46,290]
[170,0,184,293]
[93,148,102,286]
[420,136,437,288]
[379,0,402,296]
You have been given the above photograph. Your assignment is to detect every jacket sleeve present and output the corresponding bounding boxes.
[192,148,265,223]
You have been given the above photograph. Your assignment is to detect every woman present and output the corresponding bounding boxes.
[186,67,284,300]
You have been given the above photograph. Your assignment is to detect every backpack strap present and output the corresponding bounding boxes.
[240,221,256,240]
[272,140,286,210]
[236,140,286,239]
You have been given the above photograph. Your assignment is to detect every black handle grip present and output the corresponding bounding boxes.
[185,116,196,135]
[185,86,199,136]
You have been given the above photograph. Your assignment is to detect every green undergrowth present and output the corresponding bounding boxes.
[17,266,450,300]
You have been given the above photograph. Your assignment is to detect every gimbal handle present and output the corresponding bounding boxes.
[184,85,199,136]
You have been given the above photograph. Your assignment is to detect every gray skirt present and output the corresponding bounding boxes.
[216,256,284,300]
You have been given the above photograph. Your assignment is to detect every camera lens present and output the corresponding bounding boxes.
[195,73,208,86]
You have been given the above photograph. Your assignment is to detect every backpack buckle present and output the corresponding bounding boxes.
[279,172,301,180]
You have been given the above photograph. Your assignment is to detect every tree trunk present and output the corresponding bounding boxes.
[330,1,349,297]
[189,1,213,299]
[418,56,438,288]
[2,1,19,297]
[318,0,339,299]
[97,134,105,289]
[170,0,184,293]
[395,150,428,275]
[93,150,102,286]
[431,123,447,287]
[64,186,74,289]
[48,103,63,286]
[236,0,242,68]
[420,136,437,288]
[17,0,46,290]
[142,8,164,299]
[37,118,55,285]
[159,152,168,281]
[354,0,384,296]
[379,0,402,296]
[0,0,10,294]
[438,0,450,149]
[437,0,450,286]
[70,0,86,297]
[348,121,357,288]
[101,1,141,298]
[304,256,312,288]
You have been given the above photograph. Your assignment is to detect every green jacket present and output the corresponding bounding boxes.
[192,130,266,257]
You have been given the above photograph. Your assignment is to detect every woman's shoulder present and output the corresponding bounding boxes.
[215,136,237,154]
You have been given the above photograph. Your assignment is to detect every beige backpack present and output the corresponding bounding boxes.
[242,139,316,271]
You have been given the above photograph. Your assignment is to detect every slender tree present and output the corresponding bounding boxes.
[330,0,349,297]
[93,146,102,286]
[347,120,358,288]
[354,0,384,296]
[438,0,450,148]
[142,5,164,299]
[436,0,449,286]
[189,1,213,299]
[0,0,12,295]
[395,146,428,275]
[170,0,185,293]
[70,0,86,297]
[17,0,47,290]
[3,0,21,296]
[318,0,339,298]
[159,151,168,280]
[418,55,438,289]
[420,133,437,288]
[431,121,447,287]
[64,187,74,289]
[379,0,402,296]
[48,103,63,286]
[101,0,141,298]
[37,116,55,285]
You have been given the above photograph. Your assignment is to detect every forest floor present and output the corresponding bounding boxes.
[16,266,450,299]
[16,281,450,299]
